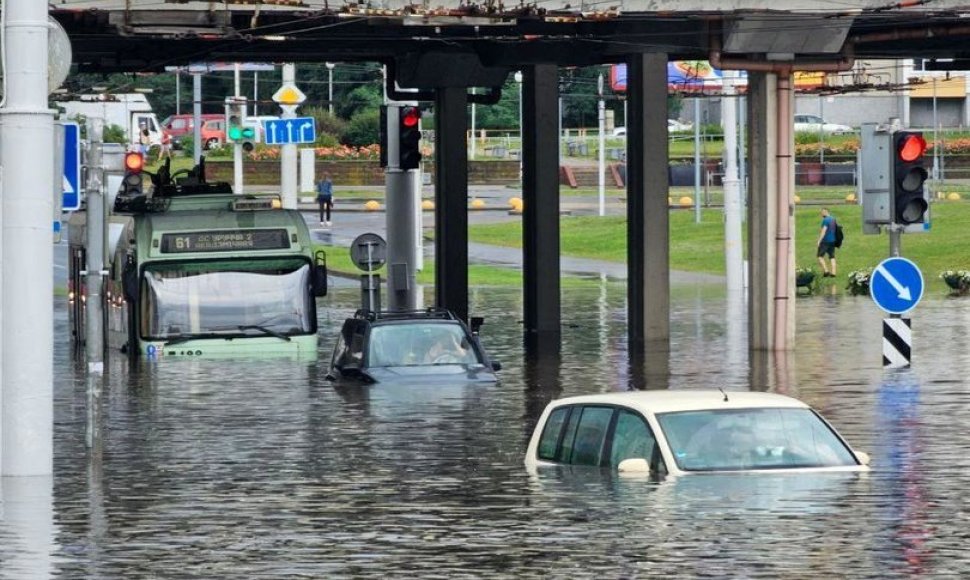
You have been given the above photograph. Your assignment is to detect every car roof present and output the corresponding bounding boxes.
[548,390,810,414]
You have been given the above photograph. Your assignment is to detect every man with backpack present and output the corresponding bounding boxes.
[816,207,840,277]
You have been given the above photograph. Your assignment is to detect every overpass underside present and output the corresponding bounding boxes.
[51,3,970,359]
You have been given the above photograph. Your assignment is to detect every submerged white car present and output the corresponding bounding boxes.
[525,390,870,477]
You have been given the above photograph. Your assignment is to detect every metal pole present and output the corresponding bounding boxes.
[597,74,606,217]
[280,64,298,209]
[386,170,419,310]
[84,119,105,370]
[192,73,203,165]
[175,71,180,115]
[470,88,477,160]
[819,95,825,164]
[253,71,258,117]
[234,64,244,194]
[516,72,523,182]
[327,63,335,116]
[693,97,701,224]
[722,71,743,293]
[1,0,55,476]
[932,77,940,182]
[738,93,747,220]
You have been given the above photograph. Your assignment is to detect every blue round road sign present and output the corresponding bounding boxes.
[870,257,924,314]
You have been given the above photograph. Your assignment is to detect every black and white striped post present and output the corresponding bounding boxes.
[870,256,923,369]
[883,318,912,368]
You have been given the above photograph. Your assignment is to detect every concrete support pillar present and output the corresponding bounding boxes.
[522,65,561,349]
[747,72,789,351]
[626,53,670,349]
[434,87,469,322]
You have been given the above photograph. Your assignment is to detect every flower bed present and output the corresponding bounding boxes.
[940,270,970,295]
[846,268,872,296]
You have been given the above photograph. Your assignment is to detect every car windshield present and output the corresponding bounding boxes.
[657,407,858,471]
[141,259,313,339]
[367,323,480,367]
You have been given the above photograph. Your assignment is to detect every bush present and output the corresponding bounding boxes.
[103,123,127,144]
[304,106,349,141]
[342,109,380,147]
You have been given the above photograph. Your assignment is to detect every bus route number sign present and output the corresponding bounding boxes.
[160,229,290,253]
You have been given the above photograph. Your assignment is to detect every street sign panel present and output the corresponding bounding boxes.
[350,233,387,272]
[870,257,924,314]
[62,122,81,211]
[262,117,316,145]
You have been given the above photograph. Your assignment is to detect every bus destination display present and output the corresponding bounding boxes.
[160,229,290,253]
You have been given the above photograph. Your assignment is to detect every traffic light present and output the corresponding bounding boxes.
[398,106,422,170]
[891,131,929,225]
[121,151,144,196]
[225,99,256,152]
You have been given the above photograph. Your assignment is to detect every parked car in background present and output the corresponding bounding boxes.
[794,114,854,135]
[525,390,870,477]
[161,114,226,150]
[612,119,693,136]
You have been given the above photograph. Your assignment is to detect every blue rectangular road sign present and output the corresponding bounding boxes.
[62,122,81,211]
[262,117,316,145]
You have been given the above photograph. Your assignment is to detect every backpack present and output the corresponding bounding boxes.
[834,222,844,248]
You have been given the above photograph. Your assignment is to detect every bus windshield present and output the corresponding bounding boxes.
[142,259,313,339]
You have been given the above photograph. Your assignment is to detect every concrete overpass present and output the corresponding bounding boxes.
[47,1,970,357]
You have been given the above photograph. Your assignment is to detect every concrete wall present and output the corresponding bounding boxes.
[910,98,964,129]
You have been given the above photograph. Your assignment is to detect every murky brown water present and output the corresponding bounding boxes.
[3,282,970,578]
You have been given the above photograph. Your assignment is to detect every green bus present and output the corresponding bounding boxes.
[69,157,327,359]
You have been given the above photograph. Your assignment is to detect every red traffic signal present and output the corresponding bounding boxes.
[398,107,422,170]
[124,151,144,173]
[401,107,420,128]
[892,131,928,225]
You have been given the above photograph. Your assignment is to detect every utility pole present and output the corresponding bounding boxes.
[1,0,55,476]
[280,64,298,209]
[722,71,743,293]
[233,63,244,194]
[597,74,606,216]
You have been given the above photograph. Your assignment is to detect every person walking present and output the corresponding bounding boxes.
[316,173,334,226]
[816,207,838,277]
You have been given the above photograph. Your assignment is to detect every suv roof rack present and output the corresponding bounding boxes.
[353,307,458,322]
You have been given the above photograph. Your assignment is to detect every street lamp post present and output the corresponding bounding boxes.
[326,62,335,115]
[514,71,523,182]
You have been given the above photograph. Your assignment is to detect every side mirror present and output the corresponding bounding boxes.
[491,360,502,371]
[312,250,328,297]
[617,458,651,476]
[122,258,138,302]
[470,316,484,334]
[854,451,871,466]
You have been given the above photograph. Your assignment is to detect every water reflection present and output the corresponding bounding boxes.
[3,289,967,576]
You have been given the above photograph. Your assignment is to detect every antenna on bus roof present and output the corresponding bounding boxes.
[718,387,729,402]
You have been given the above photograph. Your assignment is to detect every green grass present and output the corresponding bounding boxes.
[468,201,970,294]
[313,244,604,288]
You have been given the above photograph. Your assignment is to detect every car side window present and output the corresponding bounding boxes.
[609,410,665,474]
[537,407,569,461]
[566,406,614,466]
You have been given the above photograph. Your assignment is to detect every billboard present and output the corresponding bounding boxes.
[610,62,825,92]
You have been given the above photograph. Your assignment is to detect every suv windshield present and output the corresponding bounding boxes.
[657,407,857,471]
[367,323,480,367]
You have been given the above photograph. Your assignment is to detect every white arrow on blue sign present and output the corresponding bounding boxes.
[870,257,924,315]
[62,122,81,211]
[262,117,316,145]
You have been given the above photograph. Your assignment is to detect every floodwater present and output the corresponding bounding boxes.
[3,281,970,578]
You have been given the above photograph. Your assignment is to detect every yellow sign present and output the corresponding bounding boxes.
[910,75,966,99]
[272,84,306,105]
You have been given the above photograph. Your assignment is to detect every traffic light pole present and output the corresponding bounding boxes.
[234,65,244,194]
[383,105,421,310]
[84,119,106,371]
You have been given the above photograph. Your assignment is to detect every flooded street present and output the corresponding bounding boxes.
[3,281,970,577]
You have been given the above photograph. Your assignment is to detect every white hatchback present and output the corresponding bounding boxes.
[525,390,870,477]
[794,114,854,135]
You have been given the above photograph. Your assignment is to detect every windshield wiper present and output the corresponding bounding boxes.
[164,332,230,347]
[238,325,292,342]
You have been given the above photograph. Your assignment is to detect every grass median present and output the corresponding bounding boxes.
[467,201,970,294]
